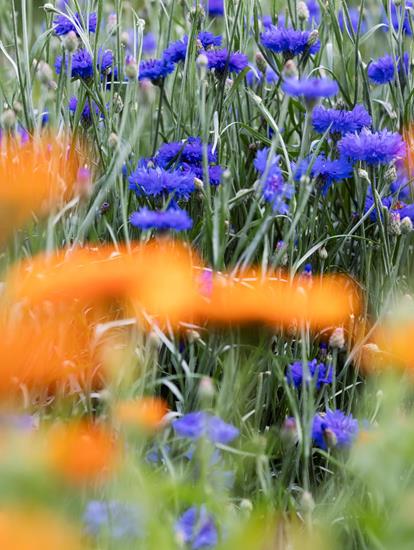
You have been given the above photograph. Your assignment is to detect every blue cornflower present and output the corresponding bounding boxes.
[55,48,93,79]
[128,166,195,198]
[246,67,278,86]
[130,207,193,231]
[185,164,223,185]
[157,137,217,167]
[53,11,97,36]
[205,48,248,74]
[293,155,353,192]
[138,58,175,82]
[386,0,414,35]
[338,129,406,165]
[172,412,239,444]
[367,54,395,85]
[198,31,223,49]
[97,48,115,74]
[312,105,371,135]
[364,190,394,221]
[84,501,142,540]
[338,8,367,34]
[254,148,294,213]
[68,97,102,122]
[261,26,320,57]
[143,32,157,55]
[307,0,321,24]
[207,0,224,16]
[175,506,218,549]
[312,409,359,450]
[287,359,332,389]
[282,77,339,100]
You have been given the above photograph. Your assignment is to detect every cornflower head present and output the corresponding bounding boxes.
[206,0,224,16]
[138,58,175,84]
[282,77,339,101]
[386,0,414,35]
[97,48,115,75]
[261,26,320,59]
[129,206,193,231]
[157,137,217,167]
[128,166,195,198]
[312,105,371,135]
[172,411,239,444]
[205,48,248,74]
[175,506,218,549]
[286,359,332,389]
[338,8,367,34]
[84,501,142,540]
[254,148,294,213]
[163,32,222,65]
[312,409,359,450]
[293,154,353,193]
[68,97,102,122]
[53,11,97,36]
[55,48,93,79]
[338,129,406,165]
[367,54,395,84]
[246,66,278,87]
[307,0,321,25]
[143,32,157,55]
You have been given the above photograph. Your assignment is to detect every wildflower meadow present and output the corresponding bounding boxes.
[2,0,414,548]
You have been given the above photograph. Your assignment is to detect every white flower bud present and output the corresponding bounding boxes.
[318,247,328,260]
[329,327,345,349]
[297,1,310,22]
[1,109,16,129]
[401,216,413,234]
[63,30,78,53]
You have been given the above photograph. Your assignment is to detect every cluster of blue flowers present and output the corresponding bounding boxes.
[254,148,294,214]
[287,359,332,389]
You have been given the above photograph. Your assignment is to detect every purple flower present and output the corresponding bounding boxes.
[261,26,320,57]
[338,129,406,165]
[367,54,395,85]
[312,105,371,135]
[282,77,339,99]
[163,37,189,64]
[173,412,239,444]
[198,31,223,49]
[129,207,193,231]
[387,0,414,35]
[255,148,294,213]
[206,0,224,17]
[246,67,278,86]
[157,137,217,167]
[287,359,332,389]
[312,409,359,450]
[138,58,175,82]
[68,96,102,122]
[97,48,115,74]
[55,48,93,79]
[128,166,195,198]
[307,0,321,24]
[175,506,218,549]
[53,12,97,36]
[84,501,142,539]
[338,8,367,34]
[205,49,248,74]
[143,32,157,55]
[293,154,353,192]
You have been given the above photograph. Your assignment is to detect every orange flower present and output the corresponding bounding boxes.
[115,397,168,431]
[0,508,82,550]
[0,135,82,239]
[47,422,119,484]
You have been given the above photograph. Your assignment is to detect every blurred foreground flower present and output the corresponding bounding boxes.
[115,397,168,431]
[0,135,82,240]
[47,422,119,484]
[0,508,82,550]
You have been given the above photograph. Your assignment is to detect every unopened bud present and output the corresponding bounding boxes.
[75,167,92,198]
[112,93,124,113]
[125,58,138,80]
[37,60,55,87]
[198,376,215,400]
[318,246,328,260]
[108,132,119,149]
[120,31,130,48]
[329,327,345,349]
[297,1,310,22]
[107,12,117,33]
[194,177,204,190]
[1,109,16,129]
[389,211,401,236]
[385,164,397,185]
[63,30,78,53]
[283,59,298,78]
[281,417,298,445]
[358,168,369,181]
[139,78,157,103]
[196,53,209,70]
[401,216,413,234]
[255,52,267,75]
[307,30,319,47]
[300,491,315,513]
[240,499,253,514]
[188,329,201,343]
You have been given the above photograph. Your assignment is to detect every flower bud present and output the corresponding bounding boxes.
[239,499,253,514]
[297,1,310,22]
[358,168,369,181]
[281,417,298,445]
[194,177,204,190]
[300,491,315,513]
[307,30,319,47]
[318,247,328,260]
[401,216,413,234]
[112,93,124,113]
[63,30,78,53]
[389,211,401,236]
[107,12,117,33]
[120,31,130,48]
[283,59,298,78]
[198,376,215,400]
[385,164,397,185]
[196,53,209,70]
[139,79,156,104]
[255,52,268,75]
[125,58,138,80]
[1,109,16,129]
[329,327,345,349]
[108,132,119,149]
[36,60,55,88]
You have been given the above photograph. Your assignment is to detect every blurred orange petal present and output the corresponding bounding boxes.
[47,422,119,484]
[115,397,168,431]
